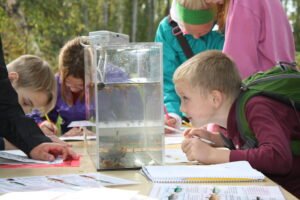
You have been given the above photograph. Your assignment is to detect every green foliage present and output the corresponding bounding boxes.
[0,0,169,72]
[296,52,300,65]
[1,0,299,72]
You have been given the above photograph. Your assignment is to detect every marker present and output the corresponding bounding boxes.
[164,125,215,145]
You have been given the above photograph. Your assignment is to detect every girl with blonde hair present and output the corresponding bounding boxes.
[155,0,224,132]
[0,39,78,161]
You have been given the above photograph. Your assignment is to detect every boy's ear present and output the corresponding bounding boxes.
[8,72,19,83]
[210,90,223,108]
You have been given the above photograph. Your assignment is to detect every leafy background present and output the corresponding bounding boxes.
[0,0,299,71]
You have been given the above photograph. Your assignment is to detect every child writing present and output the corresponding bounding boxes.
[29,37,87,136]
[0,54,70,150]
[174,50,300,198]
[155,0,224,131]
[0,37,78,161]
[32,36,143,136]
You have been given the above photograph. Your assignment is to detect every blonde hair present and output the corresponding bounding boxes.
[215,1,230,33]
[7,55,56,114]
[173,50,241,98]
[58,37,86,106]
[176,0,210,10]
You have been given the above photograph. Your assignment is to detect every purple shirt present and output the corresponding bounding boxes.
[29,75,86,133]
[227,96,300,198]
[29,65,144,134]
[224,0,295,78]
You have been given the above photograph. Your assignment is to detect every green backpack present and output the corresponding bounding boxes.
[236,62,300,156]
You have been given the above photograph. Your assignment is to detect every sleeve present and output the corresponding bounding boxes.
[27,109,46,124]
[0,36,51,155]
[229,99,293,175]
[0,137,4,150]
[155,18,183,117]
[223,4,261,78]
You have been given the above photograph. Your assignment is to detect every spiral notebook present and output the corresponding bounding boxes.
[142,161,265,183]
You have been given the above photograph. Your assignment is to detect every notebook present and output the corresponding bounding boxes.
[142,161,265,183]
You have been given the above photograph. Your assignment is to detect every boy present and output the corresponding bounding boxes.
[174,50,300,198]
[0,36,78,161]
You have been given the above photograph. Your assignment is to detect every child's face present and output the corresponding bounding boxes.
[178,21,214,39]
[65,75,84,93]
[14,87,49,114]
[175,80,216,127]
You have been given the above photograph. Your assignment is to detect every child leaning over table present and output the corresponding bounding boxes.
[174,50,300,198]
[0,37,78,161]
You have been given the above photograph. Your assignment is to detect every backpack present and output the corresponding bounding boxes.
[236,62,300,156]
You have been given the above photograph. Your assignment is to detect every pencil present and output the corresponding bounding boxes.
[182,120,192,128]
[45,114,51,123]
[192,135,215,145]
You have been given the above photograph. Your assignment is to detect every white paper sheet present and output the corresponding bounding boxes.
[150,184,286,200]
[0,150,63,165]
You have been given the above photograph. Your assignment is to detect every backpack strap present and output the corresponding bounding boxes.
[168,15,194,59]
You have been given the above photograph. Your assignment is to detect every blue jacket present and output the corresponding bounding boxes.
[155,17,224,117]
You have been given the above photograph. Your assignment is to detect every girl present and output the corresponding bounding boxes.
[30,37,87,136]
[155,0,224,131]
[1,54,69,149]
[0,41,77,161]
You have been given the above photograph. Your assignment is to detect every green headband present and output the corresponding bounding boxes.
[176,2,215,25]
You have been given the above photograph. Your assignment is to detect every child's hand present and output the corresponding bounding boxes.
[181,137,216,164]
[39,121,58,136]
[29,143,79,161]
[164,117,178,134]
[63,127,84,137]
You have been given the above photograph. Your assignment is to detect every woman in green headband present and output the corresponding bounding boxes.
[155,0,224,133]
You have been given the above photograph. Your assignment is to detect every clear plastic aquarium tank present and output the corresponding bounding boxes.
[84,39,164,170]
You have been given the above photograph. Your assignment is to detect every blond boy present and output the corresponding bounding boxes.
[174,50,300,198]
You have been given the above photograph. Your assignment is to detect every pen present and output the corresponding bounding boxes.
[164,125,215,145]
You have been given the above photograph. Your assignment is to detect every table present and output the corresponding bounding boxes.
[0,141,298,199]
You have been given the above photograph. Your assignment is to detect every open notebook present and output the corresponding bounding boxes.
[142,161,265,183]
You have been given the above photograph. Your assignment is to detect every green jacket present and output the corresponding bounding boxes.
[155,17,224,116]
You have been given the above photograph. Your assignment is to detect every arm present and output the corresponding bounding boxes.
[182,128,230,164]
[230,97,293,174]
[155,18,183,117]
